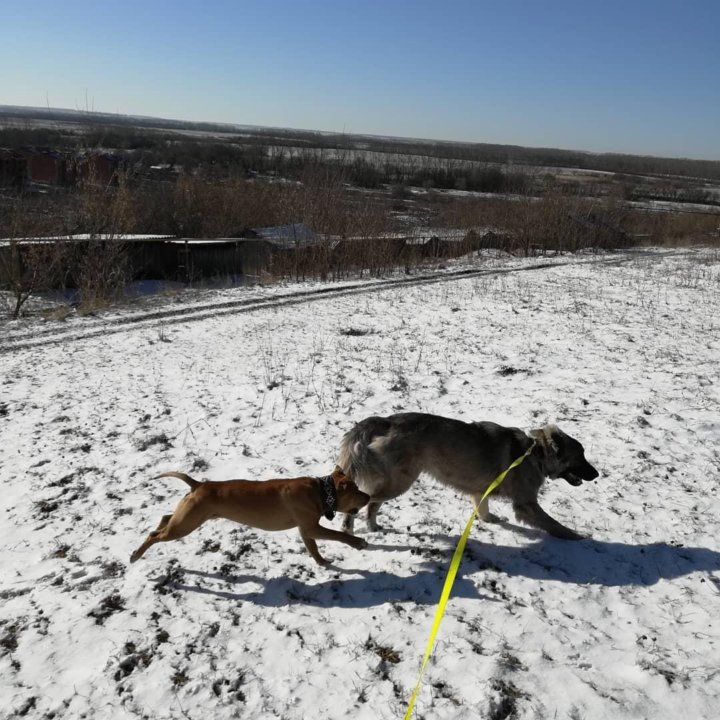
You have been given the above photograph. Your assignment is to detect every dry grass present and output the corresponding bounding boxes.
[3,158,718,317]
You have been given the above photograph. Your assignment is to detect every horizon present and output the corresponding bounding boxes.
[2,1,719,162]
[5,102,719,165]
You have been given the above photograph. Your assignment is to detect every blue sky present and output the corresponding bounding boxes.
[2,0,719,159]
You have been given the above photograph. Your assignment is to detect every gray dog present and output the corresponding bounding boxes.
[338,412,599,540]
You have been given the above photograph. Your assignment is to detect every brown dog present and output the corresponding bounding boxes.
[130,466,370,566]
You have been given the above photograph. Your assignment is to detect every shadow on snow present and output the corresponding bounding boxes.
[156,525,720,607]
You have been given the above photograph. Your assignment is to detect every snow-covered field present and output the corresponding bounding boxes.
[1,248,719,720]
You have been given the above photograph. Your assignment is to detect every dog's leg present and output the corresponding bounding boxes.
[341,502,382,534]
[155,514,173,531]
[299,534,328,565]
[472,495,502,524]
[130,529,165,563]
[366,501,384,532]
[130,502,208,562]
[341,512,355,534]
[513,501,585,540]
[299,524,369,565]
[129,514,172,562]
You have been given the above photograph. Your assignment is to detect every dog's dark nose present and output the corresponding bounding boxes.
[583,462,600,481]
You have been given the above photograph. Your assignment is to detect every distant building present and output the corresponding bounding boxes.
[240,223,321,250]
[0,148,122,189]
[0,149,26,188]
[73,152,122,186]
[23,148,67,186]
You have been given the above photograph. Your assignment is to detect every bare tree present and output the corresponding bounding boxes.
[0,197,66,318]
[72,168,134,308]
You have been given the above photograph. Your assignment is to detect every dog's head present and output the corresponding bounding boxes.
[531,425,599,486]
[331,466,370,515]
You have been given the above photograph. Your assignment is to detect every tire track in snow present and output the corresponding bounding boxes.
[0,252,661,355]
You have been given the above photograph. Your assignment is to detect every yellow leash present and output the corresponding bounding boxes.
[402,442,536,720]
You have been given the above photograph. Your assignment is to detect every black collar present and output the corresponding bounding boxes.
[316,475,337,521]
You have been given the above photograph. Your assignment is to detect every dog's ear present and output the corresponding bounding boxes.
[544,425,562,455]
[531,425,559,452]
[331,465,349,482]
[530,425,562,476]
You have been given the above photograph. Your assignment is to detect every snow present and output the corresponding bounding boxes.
[628,199,720,215]
[1,247,719,719]
[0,234,176,247]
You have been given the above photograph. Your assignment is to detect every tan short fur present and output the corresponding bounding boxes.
[130,467,370,566]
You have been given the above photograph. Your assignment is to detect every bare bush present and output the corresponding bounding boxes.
[627,210,720,247]
[71,169,134,308]
[268,166,398,281]
[169,174,284,237]
[0,197,67,318]
[500,190,631,255]
[438,196,514,235]
[73,240,129,308]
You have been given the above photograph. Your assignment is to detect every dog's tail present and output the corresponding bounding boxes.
[154,471,201,490]
[337,416,391,483]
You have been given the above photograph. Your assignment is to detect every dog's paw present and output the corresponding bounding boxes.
[482,512,504,524]
[351,537,369,550]
[563,530,588,541]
